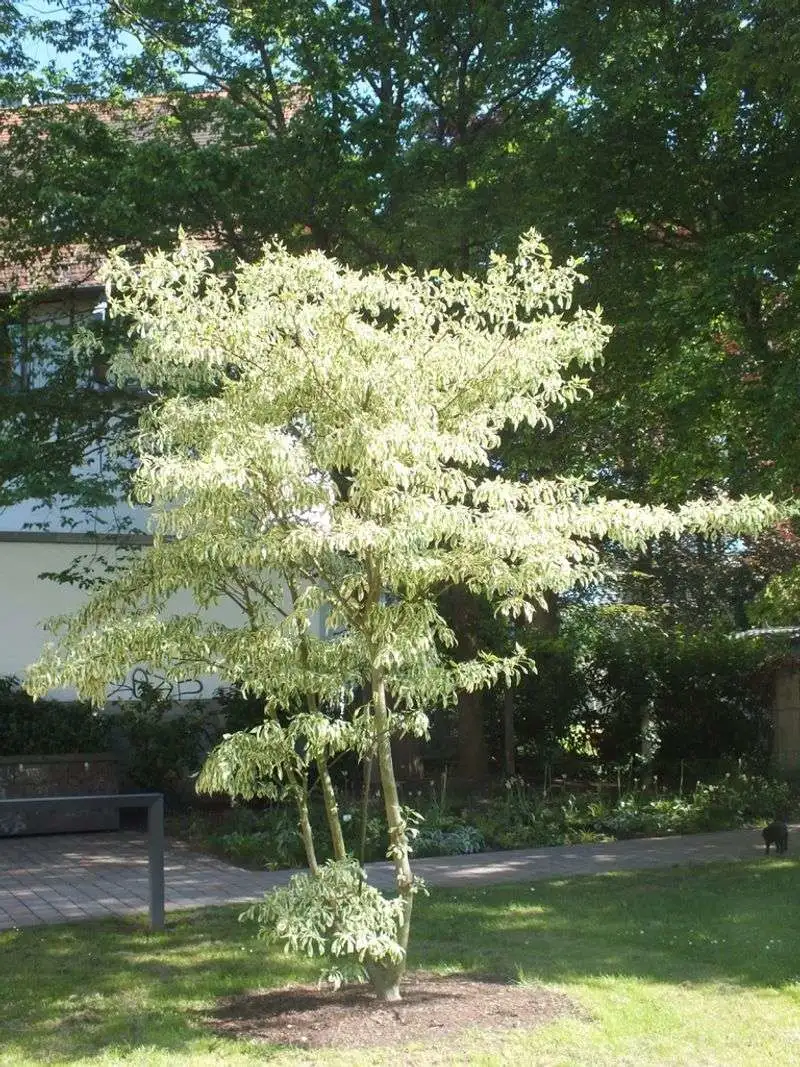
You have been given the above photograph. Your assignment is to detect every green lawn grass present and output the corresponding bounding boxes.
[2,859,799,1065]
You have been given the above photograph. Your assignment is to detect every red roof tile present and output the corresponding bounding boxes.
[0,90,303,296]
[0,91,227,147]
[0,245,103,294]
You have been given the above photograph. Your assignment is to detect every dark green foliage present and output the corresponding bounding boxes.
[175,799,488,869]
[173,771,792,869]
[0,3,36,108]
[538,0,800,504]
[485,632,590,779]
[606,529,800,631]
[208,828,295,870]
[572,609,777,780]
[0,675,222,792]
[648,637,775,777]
[176,802,389,869]
[111,684,219,796]
[211,808,313,870]
[0,311,139,523]
[0,675,110,754]
[213,684,268,734]
[413,824,485,857]
[499,607,779,784]
[470,773,792,849]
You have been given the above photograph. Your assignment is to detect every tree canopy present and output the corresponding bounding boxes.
[2,1,796,516]
[25,233,778,995]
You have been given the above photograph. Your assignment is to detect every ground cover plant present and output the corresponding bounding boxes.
[1,859,799,1065]
[169,771,793,869]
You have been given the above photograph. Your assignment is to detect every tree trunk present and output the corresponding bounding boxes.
[365,959,403,1002]
[503,684,516,778]
[359,754,374,864]
[370,668,414,1000]
[316,753,346,861]
[457,688,489,783]
[439,585,490,783]
[639,699,657,789]
[292,779,319,875]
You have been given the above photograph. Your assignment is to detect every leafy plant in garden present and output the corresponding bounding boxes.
[0,675,110,755]
[242,859,407,991]
[412,824,485,857]
[178,769,794,868]
[470,773,792,848]
[26,234,777,999]
[191,801,389,869]
[559,606,780,781]
[112,683,217,795]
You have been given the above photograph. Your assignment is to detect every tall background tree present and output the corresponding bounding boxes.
[2,0,798,774]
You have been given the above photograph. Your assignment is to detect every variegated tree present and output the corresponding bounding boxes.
[26,233,776,1000]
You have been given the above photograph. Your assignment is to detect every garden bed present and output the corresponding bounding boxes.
[167,771,794,870]
[208,973,580,1049]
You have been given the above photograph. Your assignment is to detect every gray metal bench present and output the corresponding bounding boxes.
[0,792,165,929]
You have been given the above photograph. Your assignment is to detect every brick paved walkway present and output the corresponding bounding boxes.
[0,826,786,930]
[0,833,294,929]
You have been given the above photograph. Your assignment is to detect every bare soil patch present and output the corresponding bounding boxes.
[207,972,580,1050]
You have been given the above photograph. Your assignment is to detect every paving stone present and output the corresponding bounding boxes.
[0,825,786,932]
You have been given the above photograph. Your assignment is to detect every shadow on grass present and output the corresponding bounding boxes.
[0,905,313,1063]
[1,858,798,1062]
[411,858,800,991]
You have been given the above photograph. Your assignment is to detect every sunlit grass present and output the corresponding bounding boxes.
[2,858,799,1064]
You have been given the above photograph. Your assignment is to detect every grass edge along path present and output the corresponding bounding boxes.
[1,858,799,1066]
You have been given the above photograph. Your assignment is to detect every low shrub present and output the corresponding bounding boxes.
[112,684,219,796]
[0,675,111,755]
[472,771,792,849]
[170,771,793,869]
[413,825,485,857]
[195,802,390,869]
[208,830,279,868]
[241,858,406,989]
[206,807,309,869]
[689,773,790,827]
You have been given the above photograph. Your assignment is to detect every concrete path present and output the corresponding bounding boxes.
[0,826,786,931]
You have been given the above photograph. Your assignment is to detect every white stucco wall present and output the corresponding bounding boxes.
[1,288,148,537]
[2,296,328,699]
[0,537,252,701]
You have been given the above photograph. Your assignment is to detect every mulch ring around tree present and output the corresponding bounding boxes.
[206,972,582,1050]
